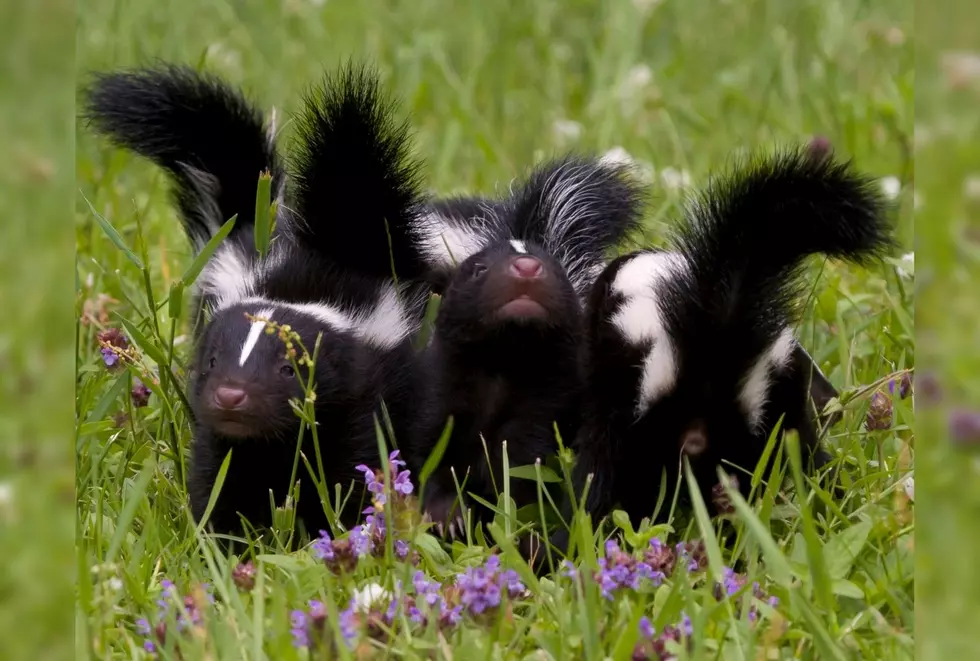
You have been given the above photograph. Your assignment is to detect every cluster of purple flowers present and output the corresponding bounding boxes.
[455,554,527,614]
[98,327,129,368]
[632,612,694,661]
[290,598,358,650]
[290,554,526,652]
[714,566,779,621]
[135,579,214,655]
[592,539,667,599]
[310,450,419,572]
[562,537,706,600]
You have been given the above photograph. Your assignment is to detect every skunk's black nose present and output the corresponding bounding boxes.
[510,256,544,279]
[681,422,708,457]
[214,386,248,410]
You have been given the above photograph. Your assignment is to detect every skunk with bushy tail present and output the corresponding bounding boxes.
[409,154,646,550]
[553,145,895,555]
[84,62,452,539]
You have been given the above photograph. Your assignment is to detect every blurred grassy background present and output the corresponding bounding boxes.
[915,1,980,658]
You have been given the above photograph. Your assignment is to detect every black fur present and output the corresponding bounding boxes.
[554,146,894,554]
[409,157,646,540]
[85,63,436,539]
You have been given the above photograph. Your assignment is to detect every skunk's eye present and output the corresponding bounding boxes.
[208,356,216,370]
[470,263,487,278]
[280,364,295,378]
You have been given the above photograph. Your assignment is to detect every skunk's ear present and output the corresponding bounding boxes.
[791,343,842,429]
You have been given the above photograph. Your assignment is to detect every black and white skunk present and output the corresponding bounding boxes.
[409,157,646,540]
[84,63,444,538]
[554,146,894,552]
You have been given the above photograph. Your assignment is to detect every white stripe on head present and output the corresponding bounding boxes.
[412,211,491,267]
[239,307,275,366]
[607,251,688,415]
[738,327,796,432]
[510,239,528,254]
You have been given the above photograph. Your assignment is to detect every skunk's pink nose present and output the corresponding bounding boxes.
[214,386,248,410]
[510,256,544,279]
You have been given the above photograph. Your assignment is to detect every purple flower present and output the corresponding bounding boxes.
[136,618,151,636]
[393,469,413,495]
[312,529,335,561]
[143,640,156,653]
[395,539,410,559]
[722,567,742,596]
[414,571,441,606]
[131,378,151,407]
[356,464,385,501]
[561,560,577,579]
[339,599,358,648]
[680,612,692,637]
[440,601,463,626]
[290,609,309,648]
[232,561,256,591]
[349,524,373,557]
[388,449,406,470]
[456,554,521,615]
[639,616,655,638]
[767,596,779,607]
[97,328,129,369]
[950,408,980,445]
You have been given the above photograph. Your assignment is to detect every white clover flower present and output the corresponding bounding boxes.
[880,176,901,200]
[351,582,391,613]
[600,146,635,167]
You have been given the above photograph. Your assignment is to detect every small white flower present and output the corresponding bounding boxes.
[108,577,124,592]
[600,146,635,167]
[352,582,390,612]
[632,0,663,14]
[895,252,914,279]
[963,174,980,200]
[660,167,692,191]
[880,176,901,200]
[902,476,914,501]
[552,119,583,143]
[620,64,653,99]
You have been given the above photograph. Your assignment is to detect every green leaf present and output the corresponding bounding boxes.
[414,532,453,576]
[182,213,238,285]
[830,578,865,599]
[685,461,726,584]
[415,293,442,350]
[168,281,184,321]
[721,471,793,586]
[509,463,561,482]
[106,458,156,563]
[255,554,305,572]
[116,316,170,369]
[81,192,144,269]
[824,520,873,580]
[85,372,129,423]
[194,449,232,533]
[418,415,453,487]
[253,171,273,259]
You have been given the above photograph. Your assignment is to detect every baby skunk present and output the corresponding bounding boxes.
[555,146,894,552]
[85,63,438,539]
[411,157,645,540]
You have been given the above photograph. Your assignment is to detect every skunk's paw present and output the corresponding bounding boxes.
[422,491,467,540]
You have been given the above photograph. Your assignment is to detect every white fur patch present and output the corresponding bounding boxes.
[413,211,489,267]
[608,252,688,415]
[199,244,255,308]
[738,328,796,432]
[510,239,528,254]
[239,307,275,366]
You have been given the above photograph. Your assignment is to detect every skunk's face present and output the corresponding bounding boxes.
[435,240,581,348]
[589,250,819,475]
[190,302,339,441]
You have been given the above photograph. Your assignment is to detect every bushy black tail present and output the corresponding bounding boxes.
[509,156,647,295]
[288,61,429,282]
[82,64,283,251]
[669,146,895,339]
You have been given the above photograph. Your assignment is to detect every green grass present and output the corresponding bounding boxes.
[73,0,913,659]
